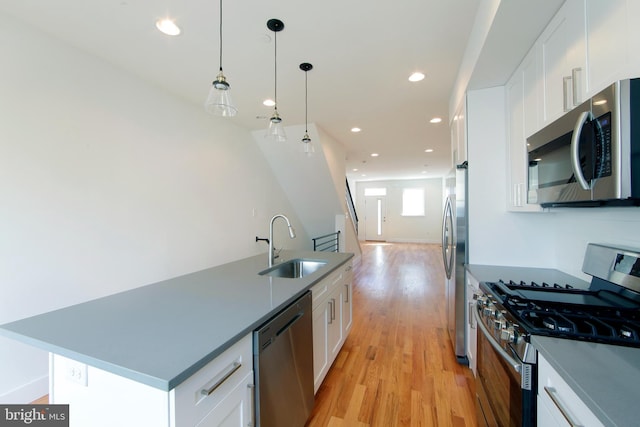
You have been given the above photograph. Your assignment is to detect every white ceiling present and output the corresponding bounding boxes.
[0,1,560,183]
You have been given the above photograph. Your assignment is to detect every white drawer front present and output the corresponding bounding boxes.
[537,353,604,427]
[171,333,253,427]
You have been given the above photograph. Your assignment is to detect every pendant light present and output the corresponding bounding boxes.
[204,0,237,117]
[300,62,315,155]
[265,19,286,141]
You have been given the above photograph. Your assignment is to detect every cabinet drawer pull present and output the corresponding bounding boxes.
[328,300,333,324]
[563,75,572,112]
[344,284,350,303]
[572,67,582,106]
[544,386,583,427]
[248,383,255,427]
[200,361,242,396]
[331,298,336,321]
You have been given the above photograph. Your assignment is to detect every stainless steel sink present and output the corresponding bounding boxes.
[259,259,328,279]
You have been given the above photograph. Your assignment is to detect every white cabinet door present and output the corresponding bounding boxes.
[327,284,344,361]
[451,99,467,166]
[506,66,525,211]
[540,0,587,125]
[587,0,628,96]
[628,0,640,78]
[341,263,353,337]
[522,44,541,139]
[312,298,330,393]
[506,47,543,212]
[311,263,352,393]
[196,371,253,427]
[465,272,479,377]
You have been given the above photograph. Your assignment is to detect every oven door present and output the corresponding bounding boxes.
[474,306,536,427]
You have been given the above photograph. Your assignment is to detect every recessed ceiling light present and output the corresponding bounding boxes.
[263,99,276,107]
[408,72,425,82]
[430,117,442,124]
[424,149,434,153]
[351,127,361,133]
[370,153,379,157]
[156,18,181,36]
[352,168,359,172]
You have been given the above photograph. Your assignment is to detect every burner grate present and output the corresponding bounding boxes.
[517,308,640,347]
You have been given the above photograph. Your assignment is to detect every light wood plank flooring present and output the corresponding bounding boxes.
[306,242,477,427]
[33,242,477,426]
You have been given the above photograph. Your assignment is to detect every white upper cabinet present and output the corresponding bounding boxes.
[586,1,628,95]
[628,0,640,78]
[450,98,467,166]
[506,46,543,212]
[540,0,587,126]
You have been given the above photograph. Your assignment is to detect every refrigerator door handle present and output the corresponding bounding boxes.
[441,197,454,280]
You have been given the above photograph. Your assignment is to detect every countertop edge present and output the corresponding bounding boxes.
[0,251,354,392]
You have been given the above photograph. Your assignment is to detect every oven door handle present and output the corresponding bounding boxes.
[474,305,522,373]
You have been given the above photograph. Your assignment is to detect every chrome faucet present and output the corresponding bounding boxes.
[268,214,296,267]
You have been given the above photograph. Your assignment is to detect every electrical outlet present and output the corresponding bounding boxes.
[65,360,88,386]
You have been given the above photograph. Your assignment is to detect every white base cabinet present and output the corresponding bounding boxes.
[50,334,254,427]
[311,261,353,393]
[537,353,604,427]
[465,271,479,377]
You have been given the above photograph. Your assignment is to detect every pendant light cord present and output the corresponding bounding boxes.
[305,70,308,133]
[219,0,223,72]
[274,31,278,111]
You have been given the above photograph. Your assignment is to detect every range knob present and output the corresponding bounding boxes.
[500,325,515,342]
[483,303,495,317]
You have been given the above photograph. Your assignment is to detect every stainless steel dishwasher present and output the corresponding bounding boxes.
[253,291,314,427]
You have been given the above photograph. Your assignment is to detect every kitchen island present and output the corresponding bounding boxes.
[0,250,353,426]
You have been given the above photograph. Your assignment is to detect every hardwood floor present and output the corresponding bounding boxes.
[306,242,477,427]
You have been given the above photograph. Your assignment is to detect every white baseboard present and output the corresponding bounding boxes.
[382,238,440,244]
[0,375,48,404]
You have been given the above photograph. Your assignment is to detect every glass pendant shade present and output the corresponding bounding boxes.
[301,132,315,155]
[205,0,237,117]
[266,110,287,141]
[205,71,237,116]
[300,62,314,155]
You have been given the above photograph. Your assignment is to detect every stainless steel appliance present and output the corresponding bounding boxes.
[474,244,640,427]
[442,161,468,363]
[527,78,640,207]
[254,291,314,427]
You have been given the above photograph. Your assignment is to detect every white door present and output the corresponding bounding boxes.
[365,196,386,241]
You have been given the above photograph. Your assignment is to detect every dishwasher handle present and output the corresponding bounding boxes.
[276,312,303,337]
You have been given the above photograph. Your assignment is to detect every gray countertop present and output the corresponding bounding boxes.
[467,263,640,427]
[533,336,640,427]
[0,250,353,391]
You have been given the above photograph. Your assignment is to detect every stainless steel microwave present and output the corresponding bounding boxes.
[527,79,640,207]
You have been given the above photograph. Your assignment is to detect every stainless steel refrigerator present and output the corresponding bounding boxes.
[441,161,468,364]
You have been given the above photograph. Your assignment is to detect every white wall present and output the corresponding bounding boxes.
[466,86,640,281]
[0,14,307,402]
[355,178,443,243]
[253,123,344,243]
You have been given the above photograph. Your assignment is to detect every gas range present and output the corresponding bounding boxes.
[475,244,640,361]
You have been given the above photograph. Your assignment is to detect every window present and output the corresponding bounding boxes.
[364,187,387,196]
[402,188,424,216]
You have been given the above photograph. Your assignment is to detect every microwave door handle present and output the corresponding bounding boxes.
[570,111,592,190]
